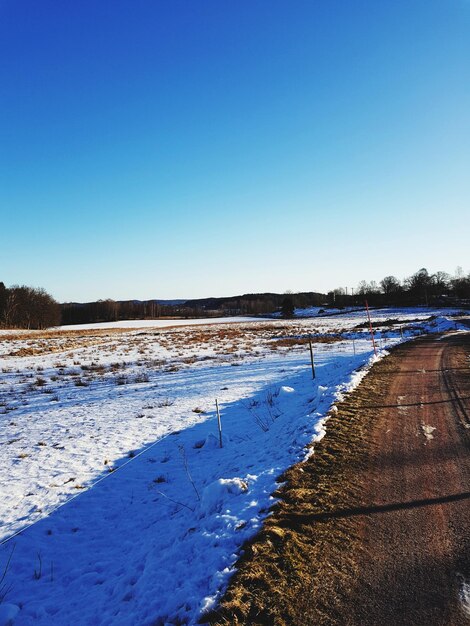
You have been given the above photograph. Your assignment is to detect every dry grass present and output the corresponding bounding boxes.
[0,328,129,342]
[203,350,399,625]
[1,319,348,364]
[271,335,341,349]
[1,328,132,357]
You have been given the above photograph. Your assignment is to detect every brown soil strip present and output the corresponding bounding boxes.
[204,333,470,625]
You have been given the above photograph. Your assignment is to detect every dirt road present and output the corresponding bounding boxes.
[340,332,470,625]
[209,333,470,625]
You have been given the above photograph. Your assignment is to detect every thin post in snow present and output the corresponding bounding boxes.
[365,300,377,356]
[215,399,223,448]
[309,338,316,379]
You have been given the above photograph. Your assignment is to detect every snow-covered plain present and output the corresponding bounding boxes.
[0,309,467,625]
[55,316,272,331]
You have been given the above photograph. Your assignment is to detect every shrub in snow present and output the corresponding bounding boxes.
[197,432,229,449]
[200,478,249,515]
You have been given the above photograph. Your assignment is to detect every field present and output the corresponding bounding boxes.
[0,308,466,625]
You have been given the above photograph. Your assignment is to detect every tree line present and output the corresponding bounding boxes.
[1,268,468,330]
[0,283,61,330]
[60,299,204,325]
[60,292,325,325]
[328,267,470,308]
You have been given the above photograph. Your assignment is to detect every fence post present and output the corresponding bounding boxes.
[215,399,223,448]
[309,338,316,379]
[365,300,377,356]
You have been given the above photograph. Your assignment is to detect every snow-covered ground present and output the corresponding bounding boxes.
[0,309,467,625]
[55,316,271,331]
[295,305,465,319]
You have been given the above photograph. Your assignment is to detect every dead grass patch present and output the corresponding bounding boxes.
[2,328,131,357]
[272,335,341,349]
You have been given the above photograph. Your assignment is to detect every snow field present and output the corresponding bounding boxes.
[0,309,467,624]
[55,316,273,331]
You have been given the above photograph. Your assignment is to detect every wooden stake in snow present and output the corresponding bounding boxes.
[215,399,223,448]
[309,338,316,379]
[365,299,377,356]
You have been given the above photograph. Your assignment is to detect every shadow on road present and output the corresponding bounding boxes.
[278,491,470,525]
[360,396,470,409]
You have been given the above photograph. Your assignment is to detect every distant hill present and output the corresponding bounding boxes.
[181,292,325,314]
[60,292,326,325]
[155,299,188,306]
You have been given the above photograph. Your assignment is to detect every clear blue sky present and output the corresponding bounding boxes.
[1,0,469,302]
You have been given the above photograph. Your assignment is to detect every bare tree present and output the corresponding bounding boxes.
[0,284,60,329]
[380,275,401,296]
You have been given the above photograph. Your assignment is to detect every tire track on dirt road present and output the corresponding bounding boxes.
[207,332,470,625]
